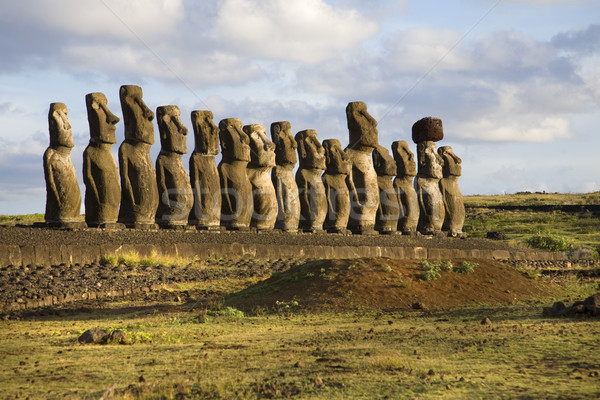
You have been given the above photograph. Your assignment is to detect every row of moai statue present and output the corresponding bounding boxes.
[43,85,465,236]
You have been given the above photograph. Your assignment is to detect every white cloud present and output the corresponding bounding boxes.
[214,0,378,63]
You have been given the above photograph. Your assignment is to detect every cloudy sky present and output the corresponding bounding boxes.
[0,0,599,215]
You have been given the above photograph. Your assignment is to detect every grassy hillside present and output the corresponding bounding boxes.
[464,192,600,258]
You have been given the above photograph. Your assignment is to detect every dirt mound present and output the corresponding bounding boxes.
[227,258,553,312]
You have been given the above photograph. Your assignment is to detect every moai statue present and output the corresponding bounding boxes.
[189,110,221,230]
[412,117,445,235]
[155,105,193,228]
[322,139,352,233]
[244,124,277,230]
[295,129,327,232]
[372,145,399,234]
[218,118,253,230]
[43,103,84,228]
[391,140,419,235]
[271,121,300,232]
[438,146,465,236]
[82,92,122,228]
[117,84,159,229]
[345,101,379,234]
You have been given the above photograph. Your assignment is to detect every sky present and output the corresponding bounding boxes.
[0,0,599,215]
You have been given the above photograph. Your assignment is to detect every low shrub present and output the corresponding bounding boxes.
[527,234,570,252]
[457,261,478,274]
[418,261,441,281]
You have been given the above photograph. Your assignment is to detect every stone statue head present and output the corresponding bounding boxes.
[323,139,350,175]
[156,105,188,155]
[219,118,251,162]
[372,145,397,177]
[191,110,219,156]
[391,140,417,177]
[346,101,378,150]
[295,129,326,170]
[417,141,444,179]
[243,124,276,169]
[86,92,120,144]
[438,146,462,177]
[48,102,74,149]
[119,84,155,145]
[271,121,297,166]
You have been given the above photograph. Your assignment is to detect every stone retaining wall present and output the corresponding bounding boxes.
[0,243,565,267]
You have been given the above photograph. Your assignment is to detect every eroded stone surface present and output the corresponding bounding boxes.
[392,141,419,234]
[322,139,351,233]
[295,129,327,232]
[43,102,82,227]
[415,140,445,234]
[189,110,221,230]
[412,117,443,143]
[271,121,300,232]
[244,124,277,230]
[438,146,465,236]
[373,145,399,234]
[83,93,121,227]
[345,101,379,234]
[117,85,158,228]
[218,118,253,230]
[155,105,193,227]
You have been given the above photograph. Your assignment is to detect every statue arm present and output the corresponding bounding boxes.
[155,158,168,209]
[43,152,61,207]
[82,152,99,205]
[119,151,135,207]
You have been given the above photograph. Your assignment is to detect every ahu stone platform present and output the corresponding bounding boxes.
[0,226,565,268]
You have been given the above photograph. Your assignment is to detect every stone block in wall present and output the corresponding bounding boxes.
[380,247,405,259]
[60,245,73,265]
[492,250,510,260]
[20,245,35,266]
[33,245,50,266]
[0,245,21,266]
[414,247,427,259]
[428,248,444,259]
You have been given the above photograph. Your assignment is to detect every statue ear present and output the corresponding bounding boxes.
[298,140,307,159]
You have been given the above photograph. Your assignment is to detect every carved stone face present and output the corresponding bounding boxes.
[372,145,396,176]
[323,139,350,175]
[219,118,251,162]
[243,124,276,168]
[191,110,219,155]
[391,140,417,177]
[346,101,378,150]
[271,121,297,166]
[119,84,155,145]
[48,102,74,148]
[295,129,326,170]
[438,146,462,177]
[86,92,120,144]
[417,141,443,179]
[157,105,188,154]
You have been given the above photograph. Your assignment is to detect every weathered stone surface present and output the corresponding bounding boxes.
[244,124,277,230]
[345,101,379,234]
[155,105,193,227]
[412,116,443,143]
[392,141,419,234]
[117,85,159,228]
[78,328,110,344]
[271,121,300,232]
[415,141,445,234]
[373,145,399,234]
[43,102,82,226]
[295,129,327,232]
[218,118,253,230]
[438,146,465,236]
[189,110,221,229]
[83,92,121,227]
[322,139,351,233]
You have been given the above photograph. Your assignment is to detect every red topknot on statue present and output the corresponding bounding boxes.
[412,117,443,143]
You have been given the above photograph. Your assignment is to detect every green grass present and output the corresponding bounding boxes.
[464,191,600,207]
[0,213,45,226]
[1,289,599,399]
[463,195,600,258]
[101,250,193,268]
